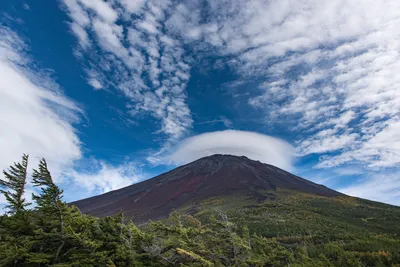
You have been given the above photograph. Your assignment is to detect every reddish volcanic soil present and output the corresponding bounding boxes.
[72,154,342,222]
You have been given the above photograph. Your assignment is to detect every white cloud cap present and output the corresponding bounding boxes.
[169,130,295,171]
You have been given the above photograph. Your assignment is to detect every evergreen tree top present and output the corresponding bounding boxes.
[32,158,64,212]
[0,154,30,214]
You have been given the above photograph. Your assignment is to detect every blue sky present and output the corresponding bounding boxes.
[0,0,399,207]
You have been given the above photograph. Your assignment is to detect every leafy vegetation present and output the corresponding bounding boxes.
[1,155,399,266]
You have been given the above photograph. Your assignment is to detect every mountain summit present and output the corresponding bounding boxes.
[73,154,342,222]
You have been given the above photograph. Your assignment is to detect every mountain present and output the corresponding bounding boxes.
[71,154,400,266]
[73,154,342,222]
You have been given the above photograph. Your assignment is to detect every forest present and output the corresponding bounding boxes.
[1,155,399,266]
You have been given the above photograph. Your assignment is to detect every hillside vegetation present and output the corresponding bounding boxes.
[1,155,400,266]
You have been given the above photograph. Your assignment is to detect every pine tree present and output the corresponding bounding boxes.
[0,155,34,266]
[32,158,64,216]
[0,154,30,214]
[28,158,104,266]
[31,158,68,264]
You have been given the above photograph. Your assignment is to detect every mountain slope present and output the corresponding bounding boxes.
[73,154,342,222]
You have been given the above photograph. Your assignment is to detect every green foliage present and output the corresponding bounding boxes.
[188,191,400,267]
[0,155,400,266]
[0,154,30,214]
[32,158,64,215]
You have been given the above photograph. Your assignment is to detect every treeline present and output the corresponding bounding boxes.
[0,155,397,266]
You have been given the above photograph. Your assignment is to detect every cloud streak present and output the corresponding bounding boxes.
[339,172,400,206]
[0,25,82,181]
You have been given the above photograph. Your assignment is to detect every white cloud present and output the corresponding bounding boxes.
[86,68,104,90]
[79,0,118,23]
[137,20,159,34]
[62,0,90,28]
[120,0,144,13]
[317,120,400,168]
[88,78,103,90]
[333,167,364,176]
[167,130,295,171]
[339,173,400,206]
[0,26,82,181]
[196,116,233,128]
[92,19,126,58]
[69,160,142,194]
[299,133,359,155]
[219,116,232,128]
[62,0,193,139]
[70,22,90,49]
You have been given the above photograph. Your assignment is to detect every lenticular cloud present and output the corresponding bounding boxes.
[169,130,295,171]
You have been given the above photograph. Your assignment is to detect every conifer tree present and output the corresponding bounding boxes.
[31,158,69,264]
[0,155,33,266]
[0,154,30,214]
[32,158,64,215]
[28,158,102,265]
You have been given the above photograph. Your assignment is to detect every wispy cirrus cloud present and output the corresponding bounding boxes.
[196,116,233,128]
[62,0,193,139]
[339,172,400,206]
